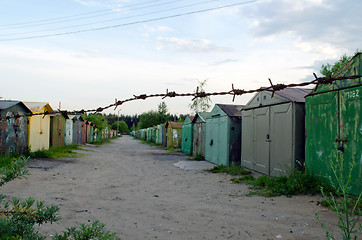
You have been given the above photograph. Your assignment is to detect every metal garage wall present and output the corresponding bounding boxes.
[270,103,293,176]
[306,85,361,195]
[205,104,242,166]
[192,112,209,158]
[181,116,194,155]
[241,89,309,176]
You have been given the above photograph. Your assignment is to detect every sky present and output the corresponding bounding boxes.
[0,0,361,116]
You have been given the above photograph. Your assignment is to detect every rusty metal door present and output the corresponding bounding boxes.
[339,86,362,195]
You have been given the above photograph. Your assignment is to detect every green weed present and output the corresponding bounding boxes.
[316,151,361,240]
[186,153,204,161]
[232,172,332,197]
[164,146,182,153]
[141,141,162,147]
[207,164,252,176]
[194,153,205,161]
[27,144,84,159]
[0,155,17,168]
[90,139,111,145]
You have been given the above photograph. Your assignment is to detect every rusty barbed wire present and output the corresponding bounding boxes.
[1,73,361,121]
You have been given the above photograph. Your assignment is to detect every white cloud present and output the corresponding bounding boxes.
[146,25,173,33]
[241,0,362,60]
[155,37,236,54]
[293,39,345,59]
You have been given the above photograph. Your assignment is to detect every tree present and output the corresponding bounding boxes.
[83,114,109,130]
[111,121,129,133]
[320,51,359,77]
[189,79,212,114]
[137,110,160,129]
[158,101,169,124]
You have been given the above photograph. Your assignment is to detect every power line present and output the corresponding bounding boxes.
[0,0,224,37]
[0,1,258,41]
[0,0,185,31]
[0,0,165,28]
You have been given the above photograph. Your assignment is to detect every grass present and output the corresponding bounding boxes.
[0,141,103,162]
[232,172,334,197]
[207,164,252,176]
[89,136,119,145]
[0,144,85,170]
[0,155,17,168]
[90,138,112,145]
[186,153,205,161]
[207,165,333,197]
[141,141,162,147]
[164,146,182,153]
[27,144,85,159]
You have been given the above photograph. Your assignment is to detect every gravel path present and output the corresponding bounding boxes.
[1,136,338,239]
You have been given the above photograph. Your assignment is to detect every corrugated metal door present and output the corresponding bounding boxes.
[218,116,229,166]
[212,118,220,164]
[270,103,293,176]
[182,123,193,154]
[340,85,362,195]
[81,122,86,143]
[254,107,270,174]
[241,110,254,169]
[193,123,206,157]
[205,118,216,164]
[305,91,339,184]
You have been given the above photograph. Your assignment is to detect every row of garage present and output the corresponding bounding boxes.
[0,102,116,154]
[133,53,361,195]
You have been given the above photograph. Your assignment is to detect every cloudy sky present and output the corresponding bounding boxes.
[0,0,361,115]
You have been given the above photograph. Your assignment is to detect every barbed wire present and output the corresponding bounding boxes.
[1,73,361,122]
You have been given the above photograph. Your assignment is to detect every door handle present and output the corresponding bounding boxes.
[335,138,348,143]
[266,134,271,142]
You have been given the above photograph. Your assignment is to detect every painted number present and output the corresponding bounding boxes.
[345,90,359,99]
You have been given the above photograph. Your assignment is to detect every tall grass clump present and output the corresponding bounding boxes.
[316,151,361,240]
[233,172,333,197]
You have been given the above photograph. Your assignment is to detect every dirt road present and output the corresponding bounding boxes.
[2,136,338,239]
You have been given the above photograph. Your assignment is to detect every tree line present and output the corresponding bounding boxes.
[82,102,187,134]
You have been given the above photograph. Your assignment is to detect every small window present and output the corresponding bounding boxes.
[263,95,266,100]
[257,97,259,101]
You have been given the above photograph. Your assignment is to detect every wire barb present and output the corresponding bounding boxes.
[162,89,176,99]
[134,94,147,100]
[231,84,246,102]
[267,78,287,98]
[192,86,208,101]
